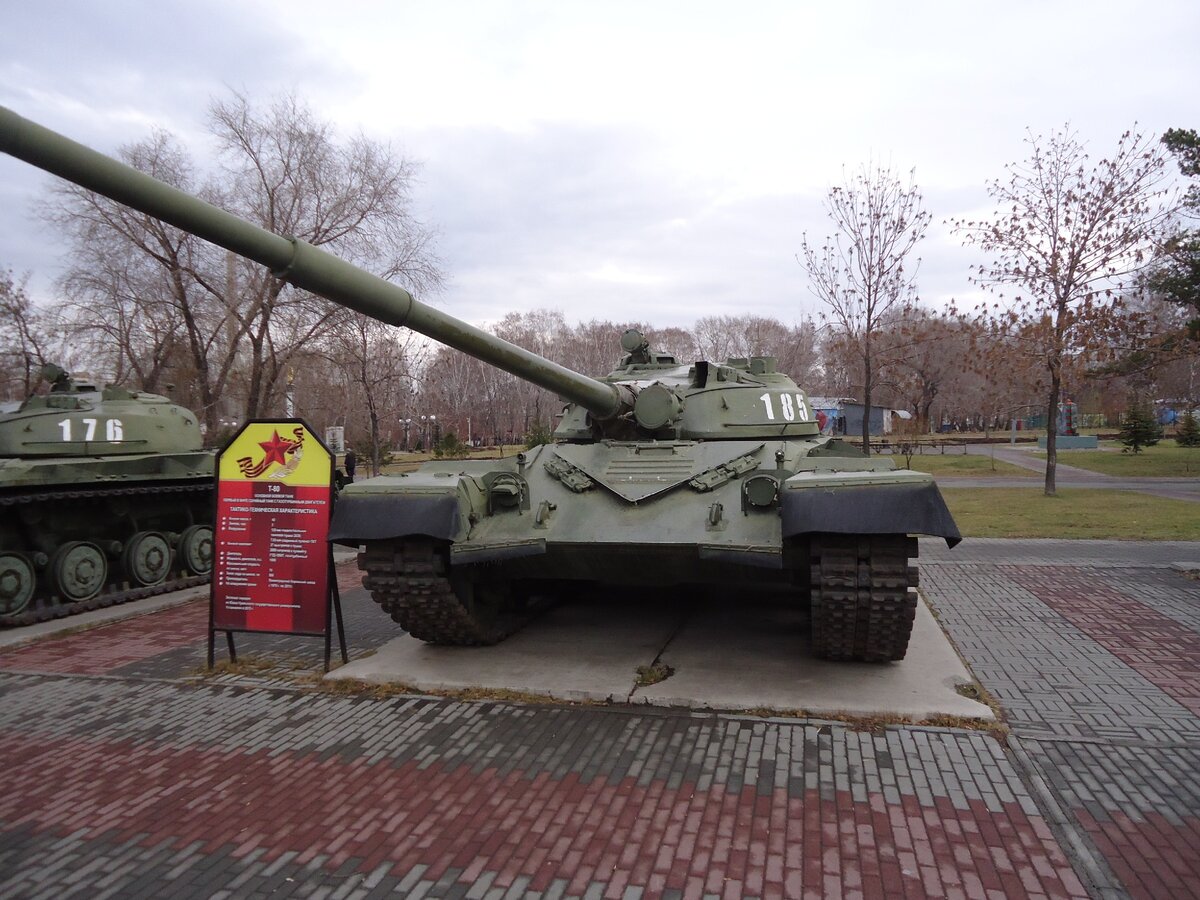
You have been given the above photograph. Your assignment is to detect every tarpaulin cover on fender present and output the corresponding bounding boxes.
[328,493,461,546]
[781,481,962,547]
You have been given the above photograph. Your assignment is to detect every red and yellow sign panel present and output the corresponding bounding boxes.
[212,421,333,635]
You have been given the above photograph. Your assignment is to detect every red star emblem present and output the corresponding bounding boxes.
[258,430,292,467]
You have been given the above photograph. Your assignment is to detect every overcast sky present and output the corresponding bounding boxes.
[1,1,1196,332]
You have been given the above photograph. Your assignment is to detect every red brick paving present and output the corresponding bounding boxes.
[0,730,1088,898]
[0,601,207,675]
[0,561,364,677]
[4,553,1199,897]
[1075,808,1200,900]
[1010,568,1200,715]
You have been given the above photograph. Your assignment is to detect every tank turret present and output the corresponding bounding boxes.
[1,106,958,661]
[1,365,204,459]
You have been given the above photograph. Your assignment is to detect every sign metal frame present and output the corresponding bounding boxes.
[207,418,348,672]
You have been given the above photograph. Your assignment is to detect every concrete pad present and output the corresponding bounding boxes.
[329,590,993,721]
[634,596,993,720]
[328,596,681,703]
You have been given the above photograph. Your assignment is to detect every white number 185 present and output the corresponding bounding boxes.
[758,393,809,422]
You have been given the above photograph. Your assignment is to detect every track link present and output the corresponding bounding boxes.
[0,574,210,627]
[1,480,213,627]
[359,539,526,646]
[809,534,919,662]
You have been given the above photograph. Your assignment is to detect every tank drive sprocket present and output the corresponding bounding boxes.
[809,534,919,662]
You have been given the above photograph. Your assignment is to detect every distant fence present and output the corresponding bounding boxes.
[1015,413,1106,430]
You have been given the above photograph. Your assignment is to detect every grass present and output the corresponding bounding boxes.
[941,487,1200,540]
[1033,441,1200,477]
[377,445,526,475]
[894,453,1031,477]
[634,662,675,686]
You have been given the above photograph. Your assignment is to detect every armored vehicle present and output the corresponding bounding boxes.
[0,364,214,624]
[0,105,959,660]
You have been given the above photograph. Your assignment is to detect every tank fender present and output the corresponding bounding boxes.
[779,475,961,547]
[328,476,482,546]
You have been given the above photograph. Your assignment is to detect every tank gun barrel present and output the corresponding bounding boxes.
[0,106,623,419]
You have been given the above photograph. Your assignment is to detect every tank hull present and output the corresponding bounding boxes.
[0,452,215,624]
[332,439,959,661]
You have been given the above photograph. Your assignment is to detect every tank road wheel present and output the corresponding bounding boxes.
[49,541,108,603]
[359,539,527,645]
[0,553,36,616]
[178,525,214,576]
[122,531,171,587]
[809,534,919,663]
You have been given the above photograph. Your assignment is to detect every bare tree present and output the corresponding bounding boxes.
[45,131,240,422]
[208,93,442,420]
[883,308,973,433]
[0,269,52,399]
[315,312,427,474]
[650,326,699,364]
[800,165,930,452]
[953,126,1175,494]
[45,91,442,431]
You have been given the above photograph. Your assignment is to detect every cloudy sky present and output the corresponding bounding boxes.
[1,1,1196,331]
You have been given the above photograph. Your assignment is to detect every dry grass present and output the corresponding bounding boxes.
[941,487,1200,540]
[898,454,1031,477]
[1033,441,1200,477]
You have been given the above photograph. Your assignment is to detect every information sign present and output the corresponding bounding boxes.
[212,420,333,634]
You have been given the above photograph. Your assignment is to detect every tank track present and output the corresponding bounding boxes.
[0,573,210,627]
[809,534,919,662]
[359,539,526,646]
[1,481,213,627]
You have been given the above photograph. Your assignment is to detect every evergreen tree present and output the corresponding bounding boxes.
[1119,395,1163,453]
[1176,410,1200,447]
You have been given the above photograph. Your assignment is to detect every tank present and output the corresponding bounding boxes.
[0,106,960,660]
[0,364,215,624]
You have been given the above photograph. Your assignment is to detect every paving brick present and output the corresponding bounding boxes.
[922,563,1200,744]
[0,672,1085,898]
[922,557,1200,899]
[4,544,1199,897]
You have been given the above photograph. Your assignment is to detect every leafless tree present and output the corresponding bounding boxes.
[44,91,442,432]
[314,312,427,474]
[883,308,973,433]
[953,125,1175,494]
[0,269,54,399]
[800,165,930,452]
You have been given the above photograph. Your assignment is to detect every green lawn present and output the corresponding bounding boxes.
[1034,441,1200,477]
[940,487,1200,540]
[894,454,1031,477]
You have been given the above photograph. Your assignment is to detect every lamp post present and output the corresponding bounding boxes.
[419,415,428,451]
[401,417,412,452]
[430,415,438,449]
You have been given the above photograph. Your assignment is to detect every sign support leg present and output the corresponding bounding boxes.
[323,548,349,672]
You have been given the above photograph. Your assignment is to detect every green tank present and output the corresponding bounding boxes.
[0,106,959,660]
[0,364,214,624]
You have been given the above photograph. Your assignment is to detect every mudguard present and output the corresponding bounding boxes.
[329,492,462,546]
[781,478,961,547]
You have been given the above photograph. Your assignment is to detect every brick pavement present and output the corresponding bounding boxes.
[0,674,1086,899]
[921,558,1200,900]
[0,549,1196,897]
